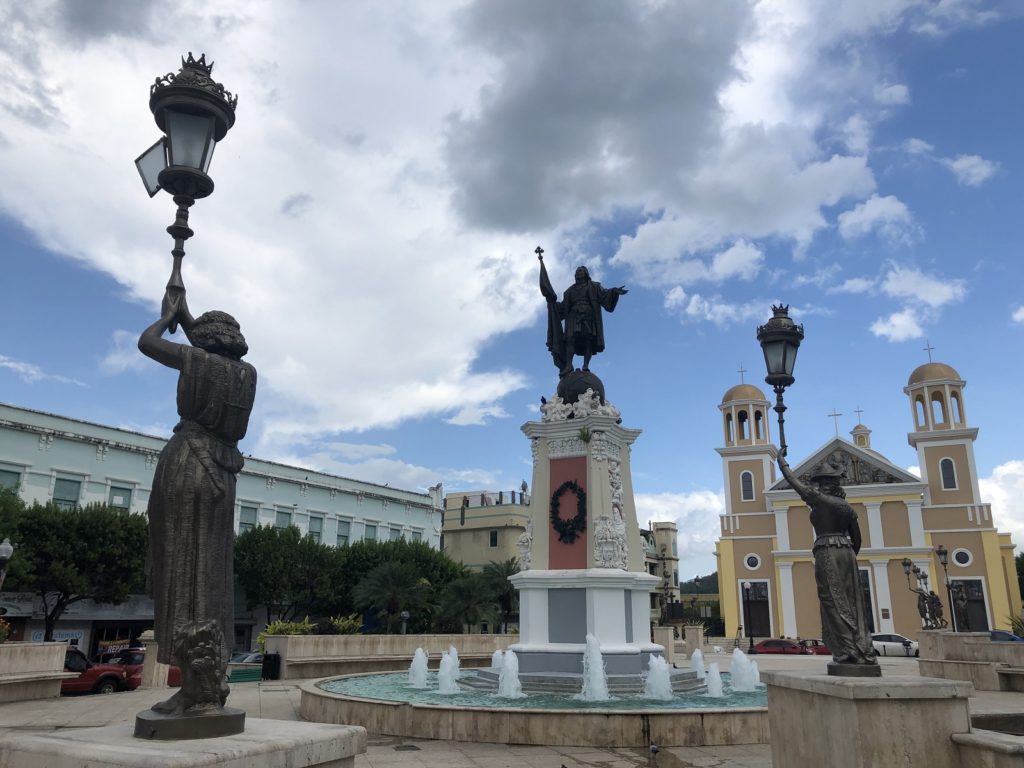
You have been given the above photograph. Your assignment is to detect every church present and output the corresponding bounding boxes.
[715,360,1021,642]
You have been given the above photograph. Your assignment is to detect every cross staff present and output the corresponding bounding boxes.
[828,408,842,436]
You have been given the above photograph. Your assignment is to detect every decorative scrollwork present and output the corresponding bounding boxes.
[152,52,238,110]
[550,480,587,543]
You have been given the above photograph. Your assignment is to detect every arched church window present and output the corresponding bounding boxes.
[740,471,754,501]
[726,414,734,444]
[940,458,957,490]
[915,397,927,428]
[931,392,947,425]
[951,392,962,424]
[738,410,749,440]
[754,411,764,440]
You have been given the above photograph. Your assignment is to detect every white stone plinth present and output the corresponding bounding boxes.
[763,672,973,768]
[0,718,366,768]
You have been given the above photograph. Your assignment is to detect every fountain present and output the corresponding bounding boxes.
[578,634,610,701]
[496,650,525,699]
[690,648,706,680]
[729,648,759,693]
[408,648,428,689]
[491,649,505,668]
[437,648,461,694]
[642,655,673,701]
[706,663,724,698]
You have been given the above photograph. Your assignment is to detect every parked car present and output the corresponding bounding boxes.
[871,633,919,657]
[108,648,181,688]
[991,630,1024,642]
[61,648,134,695]
[747,639,810,655]
[229,651,264,664]
[798,638,831,655]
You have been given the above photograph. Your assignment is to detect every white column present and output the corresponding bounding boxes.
[864,502,883,549]
[907,500,925,547]
[778,563,797,638]
[774,508,790,551]
[518,588,549,645]
[871,560,895,633]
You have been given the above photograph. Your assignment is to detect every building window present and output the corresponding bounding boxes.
[275,510,292,530]
[108,486,132,511]
[0,469,20,490]
[239,505,258,533]
[754,411,764,440]
[410,530,422,542]
[337,519,351,547]
[951,392,963,424]
[308,515,323,543]
[489,529,498,548]
[389,527,401,542]
[915,397,926,427]
[726,413,734,443]
[931,393,947,425]
[740,471,754,501]
[952,548,972,567]
[53,477,82,511]
[738,410,749,440]
[744,553,761,571]
[940,458,957,490]
[364,523,377,541]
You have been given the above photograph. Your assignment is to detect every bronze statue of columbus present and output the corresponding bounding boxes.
[777,452,880,676]
[537,248,627,377]
[138,286,257,716]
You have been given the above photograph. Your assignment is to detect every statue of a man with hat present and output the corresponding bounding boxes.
[778,452,879,675]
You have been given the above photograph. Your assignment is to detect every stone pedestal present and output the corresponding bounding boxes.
[652,627,675,663]
[138,629,172,690]
[763,671,973,768]
[0,718,366,768]
[683,625,705,656]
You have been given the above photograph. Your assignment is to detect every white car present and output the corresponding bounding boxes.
[871,633,919,657]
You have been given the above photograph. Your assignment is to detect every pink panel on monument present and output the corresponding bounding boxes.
[548,456,588,569]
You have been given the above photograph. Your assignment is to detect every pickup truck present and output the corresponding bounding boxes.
[61,647,136,695]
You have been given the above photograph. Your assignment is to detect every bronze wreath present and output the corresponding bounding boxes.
[550,480,587,543]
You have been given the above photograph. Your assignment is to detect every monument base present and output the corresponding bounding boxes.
[0,718,366,768]
[135,706,246,740]
[827,661,882,677]
[763,672,973,768]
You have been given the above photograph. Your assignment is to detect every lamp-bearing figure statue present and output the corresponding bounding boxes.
[537,248,627,377]
[138,286,257,717]
[777,452,880,676]
[952,582,971,632]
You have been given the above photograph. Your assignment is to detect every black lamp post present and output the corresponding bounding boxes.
[936,544,956,632]
[693,574,702,619]
[135,52,237,332]
[756,305,805,453]
[742,581,754,651]
[0,537,13,593]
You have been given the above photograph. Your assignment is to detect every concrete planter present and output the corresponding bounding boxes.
[0,641,74,703]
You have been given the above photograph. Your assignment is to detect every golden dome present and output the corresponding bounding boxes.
[721,383,768,404]
[907,362,961,386]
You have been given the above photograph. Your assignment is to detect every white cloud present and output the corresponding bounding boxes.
[880,265,966,308]
[905,138,934,155]
[1012,306,1024,324]
[709,241,764,281]
[837,194,919,244]
[842,115,871,154]
[636,489,725,574]
[870,309,924,341]
[942,154,999,187]
[100,330,148,374]
[0,354,86,386]
[876,83,910,105]
[663,289,768,327]
[829,277,876,295]
[980,460,1024,551]
[446,402,511,426]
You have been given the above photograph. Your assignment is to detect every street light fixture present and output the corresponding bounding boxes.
[135,52,237,332]
[742,581,754,652]
[756,305,804,453]
[935,544,956,632]
[0,537,13,593]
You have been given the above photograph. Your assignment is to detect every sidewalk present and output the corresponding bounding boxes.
[1,655,1020,768]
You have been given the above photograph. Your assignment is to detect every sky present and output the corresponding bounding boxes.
[1,0,1023,577]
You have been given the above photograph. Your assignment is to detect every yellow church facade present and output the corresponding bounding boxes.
[715,361,1021,643]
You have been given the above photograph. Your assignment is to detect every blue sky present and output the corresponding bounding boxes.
[1,1,1023,576]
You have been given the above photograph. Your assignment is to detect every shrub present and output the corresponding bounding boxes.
[256,617,315,651]
[313,614,362,635]
[0,617,10,644]
[1009,614,1024,637]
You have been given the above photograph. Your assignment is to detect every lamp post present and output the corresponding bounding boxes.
[0,538,13,593]
[936,544,956,632]
[692,574,702,619]
[756,305,804,453]
[742,581,754,652]
[135,52,237,332]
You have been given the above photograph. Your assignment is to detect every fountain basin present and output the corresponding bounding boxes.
[300,672,769,747]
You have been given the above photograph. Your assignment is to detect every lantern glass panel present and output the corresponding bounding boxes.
[762,340,786,377]
[166,111,215,170]
[783,343,799,376]
[134,138,167,197]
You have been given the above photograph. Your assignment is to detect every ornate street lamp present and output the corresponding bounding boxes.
[756,305,804,452]
[135,52,237,332]
[742,581,754,652]
[935,544,956,632]
[0,537,13,593]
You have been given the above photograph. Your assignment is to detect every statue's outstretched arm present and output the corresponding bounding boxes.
[778,456,819,506]
[138,290,187,370]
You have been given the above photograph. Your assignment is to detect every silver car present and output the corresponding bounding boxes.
[871,633,919,657]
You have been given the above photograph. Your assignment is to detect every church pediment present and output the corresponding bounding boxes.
[771,438,919,491]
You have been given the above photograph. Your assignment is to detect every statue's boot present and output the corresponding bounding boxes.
[151,688,190,715]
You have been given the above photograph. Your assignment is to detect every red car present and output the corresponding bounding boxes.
[798,638,830,655]
[748,639,811,655]
[61,648,135,694]
[109,648,181,689]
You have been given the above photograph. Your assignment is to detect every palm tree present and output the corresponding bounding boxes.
[437,573,498,633]
[482,558,520,633]
[353,561,432,632]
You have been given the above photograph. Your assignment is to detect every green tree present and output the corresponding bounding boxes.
[482,558,520,633]
[5,502,147,640]
[1016,551,1023,605]
[352,561,433,633]
[437,573,498,633]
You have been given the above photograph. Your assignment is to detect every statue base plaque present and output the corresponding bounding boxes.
[134,706,245,740]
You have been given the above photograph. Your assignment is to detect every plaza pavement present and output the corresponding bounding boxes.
[1,654,1021,768]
